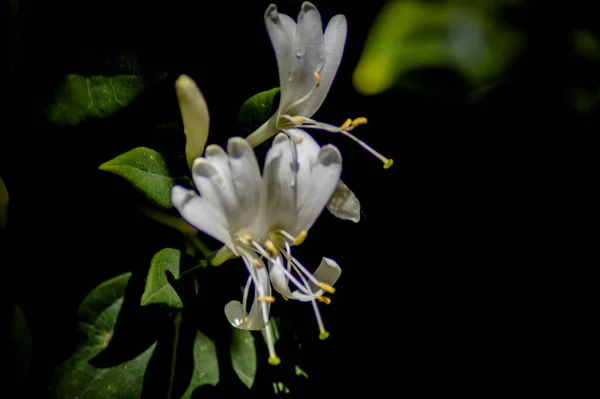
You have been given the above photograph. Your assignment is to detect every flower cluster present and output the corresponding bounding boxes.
[171,2,392,365]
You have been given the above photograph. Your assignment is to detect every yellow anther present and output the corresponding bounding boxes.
[291,116,303,124]
[268,356,281,366]
[351,117,368,127]
[265,240,278,257]
[293,230,308,246]
[340,118,352,131]
[319,331,330,340]
[316,296,331,305]
[281,295,289,301]
[313,71,321,88]
[258,296,276,303]
[383,159,394,169]
[251,259,263,268]
[318,282,336,294]
[243,233,252,241]
[293,136,303,144]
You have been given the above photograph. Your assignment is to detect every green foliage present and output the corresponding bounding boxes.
[180,331,219,398]
[99,147,177,209]
[237,87,279,134]
[230,328,257,389]
[50,273,157,399]
[141,248,184,309]
[353,0,523,95]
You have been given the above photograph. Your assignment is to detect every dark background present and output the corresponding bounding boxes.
[0,0,588,397]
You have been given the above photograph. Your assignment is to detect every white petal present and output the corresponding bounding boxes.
[227,137,262,231]
[295,144,342,232]
[263,133,297,232]
[326,180,360,222]
[290,257,342,302]
[171,186,234,250]
[264,4,297,107]
[225,264,271,330]
[285,2,326,115]
[299,14,347,118]
[267,255,293,297]
[175,75,210,168]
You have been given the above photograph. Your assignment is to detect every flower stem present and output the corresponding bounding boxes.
[167,312,182,399]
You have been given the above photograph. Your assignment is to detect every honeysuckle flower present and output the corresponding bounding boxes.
[246,2,393,222]
[175,75,209,168]
[171,129,342,364]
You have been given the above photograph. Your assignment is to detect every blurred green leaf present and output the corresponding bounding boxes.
[141,248,183,309]
[10,304,32,377]
[353,0,522,95]
[230,328,257,389]
[238,87,279,134]
[99,147,176,209]
[47,75,148,125]
[51,273,157,399]
[573,29,600,62]
[180,331,219,398]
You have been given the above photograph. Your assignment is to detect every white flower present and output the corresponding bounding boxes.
[246,2,393,223]
[171,129,343,364]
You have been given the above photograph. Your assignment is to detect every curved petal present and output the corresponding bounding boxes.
[295,144,342,232]
[267,255,293,297]
[265,4,297,107]
[225,262,272,330]
[285,2,325,115]
[326,180,360,223]
[263,133,297,232]
[171,186,235,250]
[227,137,262,232]
[175,75,210,168]
[289,257,342,302]
[299,14,347,117]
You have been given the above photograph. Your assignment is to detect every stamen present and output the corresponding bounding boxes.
[318,282,336,294]
[265,240,278,257]
[293,230,307,246]
[258,296,276,303]
[316,296,331,305]
[251,259,263,268]
[319,331,330,340]
[340,118,352,131]
[268,356,281,366]
[243,233,253,241]
[351,117,368,127]
[290,116,303,124]
[284,71,321,111]
[281,295,289,301]
[242,276,252,314]
[293,136,303,143]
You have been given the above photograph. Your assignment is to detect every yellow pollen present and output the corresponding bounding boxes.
[351,117,368,127]
[293,136,303,143]
[265,240,278,257]
[258,296,276,303]
[313,71,321,88]
[268,356,281,366]
[251,259,263,268]
[293,230,308,246]
[281,295,289,301]
[243,233,252,241]
[384,159,394,169]
[319,331,330,340]
[291,116,303,124]
[318,282,336,294]
[316,296,331,305]
[340,118,352,131]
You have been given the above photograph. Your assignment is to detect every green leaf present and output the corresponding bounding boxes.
[51,273,157,399]
[237,87,279,135]
[353,0,522,95]
[10,304,32,376]
[47,75,148,125]
[99,147,176,209]
[180,331,219,399]
[141,248,183,309]
[230,328,257,389]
